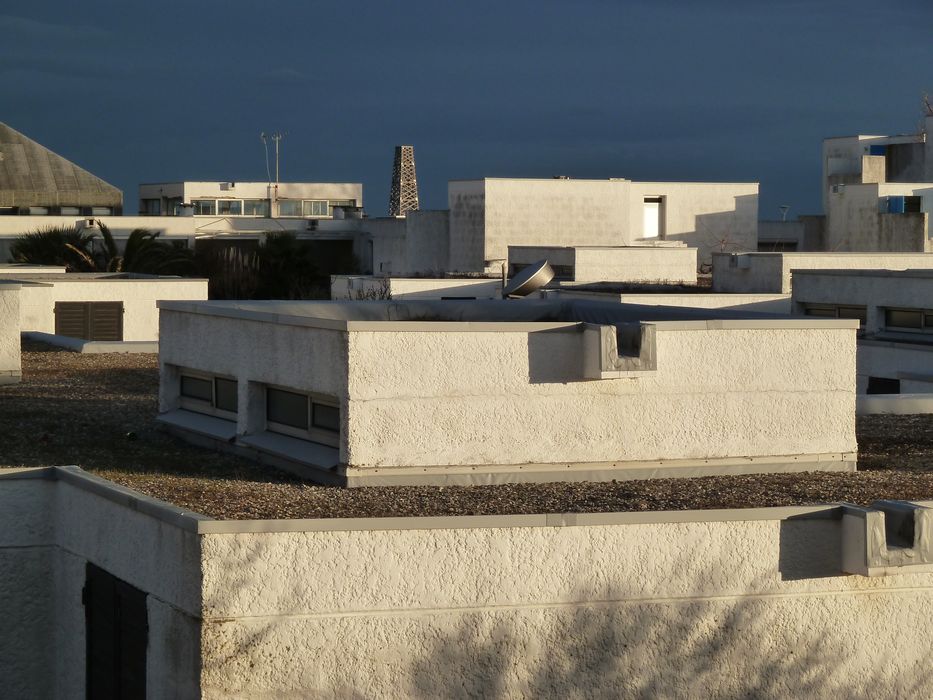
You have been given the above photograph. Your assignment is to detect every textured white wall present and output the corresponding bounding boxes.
[19,278,208,341]
[199,513,933,698]
[344,324,855,469]
[548,289,792,313]
[331,277,501,300]
[629,182,759,265]
[0,284,21,382]
[712,252,933,293]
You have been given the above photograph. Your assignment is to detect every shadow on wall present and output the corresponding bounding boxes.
[198,525,932,698]
[682,194,758,268]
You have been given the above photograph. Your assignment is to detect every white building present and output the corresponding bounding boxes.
[711,251,933,293]
[157,298,857,485]
[3,465,933,697]
[821,115,933,252]
[447,177,758,273]
[792,268,933,395]
[137,181,362,219]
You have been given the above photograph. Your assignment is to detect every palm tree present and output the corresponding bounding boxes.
[9,226,99,271]
[9,221,195,276]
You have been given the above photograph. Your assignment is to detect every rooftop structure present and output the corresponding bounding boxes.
[0,122,122,215]
[793,268,933,399]
[137,181,363,219]
[712,251,933,294]
[158,298,857,485]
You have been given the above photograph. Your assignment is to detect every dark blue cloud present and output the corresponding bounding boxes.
[3,0,932,218]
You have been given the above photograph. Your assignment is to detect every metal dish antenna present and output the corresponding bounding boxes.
[502,259,555,298]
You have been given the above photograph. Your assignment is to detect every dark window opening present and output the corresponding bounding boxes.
[867,376,901,395]
[84,563,148,699]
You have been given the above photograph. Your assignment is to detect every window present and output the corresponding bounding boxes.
[885,308,927,331]
[328,199,355,215]
[266,387,339,447]
[84,563,148,699]
[28,206,48,215]
[867,377,900,395]
[179,371,238,418]
[243,199,270,216]
[278,200,302,216]
[217,200,243,215]
[140,198,161,215]
[302,200,329,217]
[193,199,216,215]
[60,206,80,215]
[804,304,866,328]
[91,207,112,216]
[643,197,663,239]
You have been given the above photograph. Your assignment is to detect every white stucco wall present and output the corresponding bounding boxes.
[547,289,792,314]
[331,276,502,300]
[825,183,932,252]
[17,276,208,341]
[0,469,201,699]
[404,210,450,275]
[0,283,21,383]
[198,508,933,698]
[6,468,933,697]
[509,245,697,283]
[344,323,855,471]
[629,182,758,264]
[712,252,933,293]
[792,269,933,392]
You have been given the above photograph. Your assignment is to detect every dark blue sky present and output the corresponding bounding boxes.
[3,0,931,218]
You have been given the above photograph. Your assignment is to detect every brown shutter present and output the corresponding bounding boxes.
[54,302,123,341]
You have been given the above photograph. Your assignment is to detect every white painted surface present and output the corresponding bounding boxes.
[159,303,857,479]
[548,289,792,313]
[15,275,208,341]
[449,178,758,273]
[0,284,20,381]
[712,252,933,293]
[199,512,933,698]
[331,276,502,300]
[509,245,698,284]
[792,269,933,391]
[5,468,933,697]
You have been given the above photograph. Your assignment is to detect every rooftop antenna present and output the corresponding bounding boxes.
[779,205,790,222]
[260,131,286,185]
[260,133,272,184]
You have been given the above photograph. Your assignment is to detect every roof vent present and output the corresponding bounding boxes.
[502,259,555,298]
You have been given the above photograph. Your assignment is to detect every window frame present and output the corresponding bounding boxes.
[192,199,217,216]
[217,199,244,216]
[178,369,238,420]
[884,307,931,333]
[265,385,340,447]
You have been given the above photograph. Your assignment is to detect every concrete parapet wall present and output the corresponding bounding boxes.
[547,289,792,313]
[509,245,697,283]
[4,468,933,697]
[331,275,501,300]
[17,277,208,341]
[713,252,933,293]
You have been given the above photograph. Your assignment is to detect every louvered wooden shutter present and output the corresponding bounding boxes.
[54,302,123,341]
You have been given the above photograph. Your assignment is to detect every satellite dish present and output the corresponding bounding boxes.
[502,259,555,298]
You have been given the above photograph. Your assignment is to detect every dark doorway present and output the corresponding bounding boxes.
[83,563,148,699]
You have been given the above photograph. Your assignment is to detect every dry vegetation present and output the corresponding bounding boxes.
[1,340,932,520]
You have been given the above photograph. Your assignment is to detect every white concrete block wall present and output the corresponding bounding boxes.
[199,512,933,697]
[0,284,21,382]
[19,278,208,341]
[712,252,933,293]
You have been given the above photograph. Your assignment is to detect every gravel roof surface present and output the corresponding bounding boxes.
[1,339,932,520]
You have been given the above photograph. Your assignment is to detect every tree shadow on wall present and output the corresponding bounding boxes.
[408,576,931,699]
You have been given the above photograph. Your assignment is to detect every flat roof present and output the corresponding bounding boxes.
[138,181,362,187]
[158,298,856,332]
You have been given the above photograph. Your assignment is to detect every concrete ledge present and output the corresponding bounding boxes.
[157,409,237,442]
[341,452,858,487]
[842,501,933,576]
[856,394,933,415]
[24,332,158,354]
